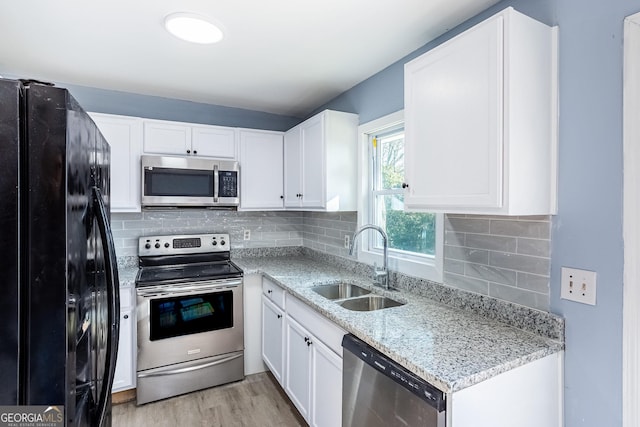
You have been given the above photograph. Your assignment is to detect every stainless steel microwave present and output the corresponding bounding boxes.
[141,155,239,208]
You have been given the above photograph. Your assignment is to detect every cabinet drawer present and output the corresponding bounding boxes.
[263,277,285,309]
[286,294,345,355]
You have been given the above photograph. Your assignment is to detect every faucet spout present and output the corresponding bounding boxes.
[349,224,390,290]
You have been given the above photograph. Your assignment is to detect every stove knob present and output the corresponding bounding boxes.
[145,243,151,249]
[220,240,226,246]
[155,243,161,249]
[212,240,218,246]
[164,242,170,248]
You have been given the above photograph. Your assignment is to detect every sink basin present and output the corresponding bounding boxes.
[311,283,371,300]
[337,295,405,311]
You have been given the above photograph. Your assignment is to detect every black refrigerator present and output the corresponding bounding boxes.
[0,78,120,426]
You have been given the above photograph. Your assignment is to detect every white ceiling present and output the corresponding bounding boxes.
[0,0,500,117]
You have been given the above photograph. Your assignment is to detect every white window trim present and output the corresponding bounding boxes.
[356,110,444,282]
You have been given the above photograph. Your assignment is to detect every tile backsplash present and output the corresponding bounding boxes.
[444,215,551,311]
[111,210,305,256]
[112,210,550,311]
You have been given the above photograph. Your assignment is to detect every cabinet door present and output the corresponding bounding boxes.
[262,296,285,384]
[90,113,143,212]
[310,339,342,427]
[239,130,284,210]
[404,15,503,210]
[283,127,302,207]
[300,115,325,209]
[112,308,134,392]
[192,125,237,158]
[143,121,192,155]
[285,316,312,421]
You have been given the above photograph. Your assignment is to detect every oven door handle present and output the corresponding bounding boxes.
[137,352,243,378]
[137,280,242,297]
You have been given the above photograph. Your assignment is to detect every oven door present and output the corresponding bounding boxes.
[136,278,243,371]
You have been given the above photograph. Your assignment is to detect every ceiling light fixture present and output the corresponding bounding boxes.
[164,12,224,44]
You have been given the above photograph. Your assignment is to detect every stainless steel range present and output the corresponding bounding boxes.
[135,233,244,405]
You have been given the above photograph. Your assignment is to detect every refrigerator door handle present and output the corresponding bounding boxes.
[92,186,120,427]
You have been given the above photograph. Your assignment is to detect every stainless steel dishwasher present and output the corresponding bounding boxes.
[342,334,446,427]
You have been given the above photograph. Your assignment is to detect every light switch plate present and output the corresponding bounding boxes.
[561,267,597,305]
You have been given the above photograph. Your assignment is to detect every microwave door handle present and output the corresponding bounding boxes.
[213,164,219,202]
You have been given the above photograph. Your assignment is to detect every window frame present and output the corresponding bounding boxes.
[356,110,443,282]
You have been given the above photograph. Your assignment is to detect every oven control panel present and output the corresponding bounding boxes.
[138,233,231,256]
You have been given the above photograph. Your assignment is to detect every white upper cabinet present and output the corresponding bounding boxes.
[284,110,358,211]
[239,129,285,210]
[404,7,558,215]
[143,119,237,159]
[192,125,237,158]
[90,112,143,212]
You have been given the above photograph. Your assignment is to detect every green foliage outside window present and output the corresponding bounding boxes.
[376,134,435,256]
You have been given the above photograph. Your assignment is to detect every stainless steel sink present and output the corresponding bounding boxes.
[311,283,371,300]
[337,295,404,311]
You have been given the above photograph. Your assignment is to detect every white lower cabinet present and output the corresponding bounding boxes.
[449,352,562,427]
[310,336,342,427]
[262,296,285,383]
[112,285,136,392]
[285,316,312,420]
[261,279,345,427]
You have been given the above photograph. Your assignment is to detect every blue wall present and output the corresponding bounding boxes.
[65,83,301,131]
[0,74,301,131]
[316,0,632,425]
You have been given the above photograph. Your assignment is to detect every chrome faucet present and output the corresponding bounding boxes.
[349,224,390,290]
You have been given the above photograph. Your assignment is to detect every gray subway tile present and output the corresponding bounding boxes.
[444,231,465,246]
[489,252,550,276]
[465,263,517,286]
[123,219,163,230]
[465,233,517,252]
[113,212,143,221]
[262,232,292,241]
[444,246,489,264]
[443,258,465,274]
[517,272,550,293]
[517,238,550,257]
[275,238,304,247]
[489,283,549,311]
[489,219,550,239]
[443,272,489,295]
[445,217,491,234]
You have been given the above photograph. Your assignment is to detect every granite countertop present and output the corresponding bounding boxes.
[117,256,138,287]
[234,254,563,394]
[116,251,563,394]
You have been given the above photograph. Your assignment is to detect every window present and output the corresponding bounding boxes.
[357,111,443,281]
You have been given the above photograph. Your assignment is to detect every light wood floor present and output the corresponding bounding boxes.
[112,372,306,427]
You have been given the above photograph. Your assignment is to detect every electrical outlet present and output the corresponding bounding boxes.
[561,267,597,305]
[243,229,251,241]
[344,234,350,249]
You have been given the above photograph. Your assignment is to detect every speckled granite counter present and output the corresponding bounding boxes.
[117,256,138,287]
[235,252,564,394]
